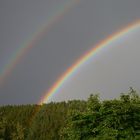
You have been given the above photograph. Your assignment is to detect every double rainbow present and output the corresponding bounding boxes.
[0,1,140,104]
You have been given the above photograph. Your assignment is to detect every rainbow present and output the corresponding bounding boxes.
[0,0,79,85]
[40,20,140,104]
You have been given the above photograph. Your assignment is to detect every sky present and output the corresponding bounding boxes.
[0,0,140,105]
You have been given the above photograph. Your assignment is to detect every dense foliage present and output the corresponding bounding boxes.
[0,88,140,140]
[0,100,86,140]
[60,88,140,140]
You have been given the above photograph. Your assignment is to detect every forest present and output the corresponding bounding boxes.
[0,88,140,140]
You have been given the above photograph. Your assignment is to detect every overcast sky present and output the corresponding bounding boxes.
[0,0,140,105]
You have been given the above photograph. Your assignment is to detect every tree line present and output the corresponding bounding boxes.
[0,88,140,139]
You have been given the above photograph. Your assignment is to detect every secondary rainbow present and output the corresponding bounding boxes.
[40,20,140,104]
[0,0,79,85]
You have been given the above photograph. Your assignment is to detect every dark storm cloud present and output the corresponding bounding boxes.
[0,0,140,104]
